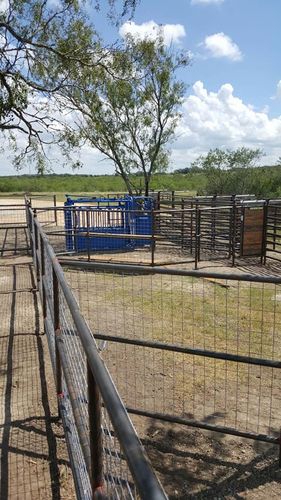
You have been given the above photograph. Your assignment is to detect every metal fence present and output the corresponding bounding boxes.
[28,207,167,499]
[23,197,281,271]
[0,204,31,255]
[62,260,281,461]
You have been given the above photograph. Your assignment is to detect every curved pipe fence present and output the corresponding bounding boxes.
[28,207,167,500]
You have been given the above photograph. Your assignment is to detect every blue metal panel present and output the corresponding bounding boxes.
[64,195,153,253]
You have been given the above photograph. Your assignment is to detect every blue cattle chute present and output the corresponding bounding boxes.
[64,195,153,253]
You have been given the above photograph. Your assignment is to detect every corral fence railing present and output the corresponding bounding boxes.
[27,207,167,499]
[26,199,278,268]
[149,191,257,210]
[0,203,31,255]
[61,259,281,464]
[25,193,58,225]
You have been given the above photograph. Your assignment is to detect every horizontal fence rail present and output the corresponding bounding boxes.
[28,208,167,500]
[0,204,31,255]
[61,259,281,462]
[28,199,281,269]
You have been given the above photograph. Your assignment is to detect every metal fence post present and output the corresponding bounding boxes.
[190,201,194,254]
[157,191,161,210]
[53,269,62,416]
[87,362,104,498]
[195,206,200,270]
[171,190,175,210]
[54,194,58,226]
[261,200,269,265]
[273,205,277,250]
[40,234,47,319]
[151,210,156,266]
[33,210,40,283]
[229,196,236,261]
[86,209,91,262]
[181,199,185,250]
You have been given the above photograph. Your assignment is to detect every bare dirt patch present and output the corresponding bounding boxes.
[0,263,75,499]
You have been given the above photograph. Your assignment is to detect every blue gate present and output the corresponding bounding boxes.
[64,195,153,253]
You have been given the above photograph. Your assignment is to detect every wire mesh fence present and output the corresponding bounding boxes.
[25,194,281,272]
[30,209,167,499]
[63,261,281,449]
[0,205,30,255]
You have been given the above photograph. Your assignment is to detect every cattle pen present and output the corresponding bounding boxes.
[1,194,281,499]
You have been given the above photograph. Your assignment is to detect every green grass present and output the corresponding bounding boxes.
[0,173,206,195]
[67,269,281,410]
[70,270,281,361]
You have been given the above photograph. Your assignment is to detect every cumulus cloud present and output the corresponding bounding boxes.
[202,32,243,61]
[119,21,186,46]
[4,80,281,175]
[169,81,281,168]
[191,0,224,4]
[0,0,9,11]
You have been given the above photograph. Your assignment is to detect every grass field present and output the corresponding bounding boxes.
[0,173,205,195]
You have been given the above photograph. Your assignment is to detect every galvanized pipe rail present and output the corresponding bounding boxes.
[28,208,167,500]
[27,199,281,268]
[60,258,281,462]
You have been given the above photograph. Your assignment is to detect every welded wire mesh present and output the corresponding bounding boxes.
[30,213,165,499]
[0,205,27,226]
[58,288,139,498]
[0,206,30,255]
[65,266,281,439]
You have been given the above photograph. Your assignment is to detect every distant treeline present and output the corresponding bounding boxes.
[0,166,280,197]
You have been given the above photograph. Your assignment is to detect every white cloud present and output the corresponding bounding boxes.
[202,32,243,61]
[0,0,9,11]
[119,21,186,46]
[3,80,281,175]
[169,81,281,168]
[191,0,224,4]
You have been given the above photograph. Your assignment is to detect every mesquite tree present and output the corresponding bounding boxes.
[0,0,137,170]
[62,36,188,195]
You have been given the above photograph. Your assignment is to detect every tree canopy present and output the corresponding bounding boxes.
[191,147,264,195]
[0,0,137,169]
[62,36,188,194]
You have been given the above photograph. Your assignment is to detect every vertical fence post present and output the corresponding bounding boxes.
[25,200,32,254]
[86,209,91,262]
[190,201,194,254]
[171,190,175,210]
[230,194,236,262]
[273,206,277,251]
[40,234,47,319]
[33,210,40,283]
[181,199,185,250]
[53,269,62,417]
[195,206,200,270]
[151,210,156,267]
[261,200,269,265]
[211,195,216,250]
[87,362,104,498]
[157,191,161,210]
[54,194,58,226]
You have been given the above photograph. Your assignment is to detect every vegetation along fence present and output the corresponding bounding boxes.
[27,207,167,499]
[62,259,281,463]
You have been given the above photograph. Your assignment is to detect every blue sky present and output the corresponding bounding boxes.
[2,0,281,175]
[94,0,281,115]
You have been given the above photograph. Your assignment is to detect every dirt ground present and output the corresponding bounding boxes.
[2,196,281,499]
[65,264,281,499]
[0,260,75,499]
